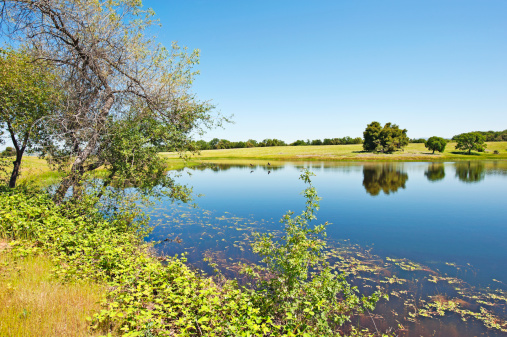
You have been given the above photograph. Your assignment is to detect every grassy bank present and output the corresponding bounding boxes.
[0,244,104,336]
[161,142,507,163]
[0,189,286,336]
[0,156,64,187]
[1,155,193,186]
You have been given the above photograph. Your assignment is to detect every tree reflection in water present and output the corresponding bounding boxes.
[425,163,446,182]
[362,163,408,196]
[455,161,485,183]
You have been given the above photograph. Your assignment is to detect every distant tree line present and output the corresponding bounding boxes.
[452,130,507,142]
[155,127,507,153]
[184,136,363,150]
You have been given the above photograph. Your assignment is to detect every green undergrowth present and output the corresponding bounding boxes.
[0,188,276,336]
[0,187,388,336]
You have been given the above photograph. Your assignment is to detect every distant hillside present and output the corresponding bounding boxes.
[452,130,507,141]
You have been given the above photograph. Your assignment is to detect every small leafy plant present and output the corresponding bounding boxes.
[242,170,385,335]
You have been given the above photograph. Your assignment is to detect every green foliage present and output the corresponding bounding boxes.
[454,132,487,154]
[93,111,193,203]
[291,139,308,146]
[362,122,382,152]
[452,129,507,142]
[2,1,219,201]
[242,170,384,335]
[1,147,15,157]
[259,138,287,147]
[0,188,274,336]
[0,48,61,187]
[363,122,409,153]
[192,137,362,149]
[425,136,448,154]
[322,137,363,145]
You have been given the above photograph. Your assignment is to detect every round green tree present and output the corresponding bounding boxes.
[363,121,408,153]
[425,136,448,154]
[454,132,487,154]
[363,121,382,151]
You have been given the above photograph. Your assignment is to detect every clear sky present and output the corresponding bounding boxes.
[144,0,507,142]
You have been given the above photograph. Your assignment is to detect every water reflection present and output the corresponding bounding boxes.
[190,163,286,172]
[150,160,507,336]
[362,163,408,196]
[455,161,485,183]
[424,163,445,182]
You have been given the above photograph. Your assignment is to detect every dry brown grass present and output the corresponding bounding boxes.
[0,241,104,337]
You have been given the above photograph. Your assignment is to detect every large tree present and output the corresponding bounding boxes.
[0,48,60,188]
[425,136,447,154]
[0,0,218,202]
[454,132,487,155]
[362,121,382,151]
[363,121,408,153]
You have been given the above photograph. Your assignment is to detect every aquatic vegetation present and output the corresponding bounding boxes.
[143,163,507,335]
[241,170,386,335]
[152,200,507,335]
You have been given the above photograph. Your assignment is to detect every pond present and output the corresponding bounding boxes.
[148,161,507,336]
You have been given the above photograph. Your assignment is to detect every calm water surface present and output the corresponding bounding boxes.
[148,161,507,336]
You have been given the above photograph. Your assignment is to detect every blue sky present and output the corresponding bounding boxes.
[1,1,506,150]
[145,0,507,142]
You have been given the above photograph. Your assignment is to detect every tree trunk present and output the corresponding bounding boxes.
[7,128,26,188]
[53,92,115,204]
[8,151,24,188]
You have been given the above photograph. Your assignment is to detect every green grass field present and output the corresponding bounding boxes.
[0,156,63,187]
[161,142,507,165]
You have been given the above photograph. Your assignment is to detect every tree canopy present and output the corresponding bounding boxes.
[0,0,218,201]
[454,132,487,155]
[363,121,409,153]
[452,129,507,142]
[0,47,61,187]
[425,136,447,154]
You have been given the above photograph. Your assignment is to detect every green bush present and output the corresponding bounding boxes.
[0,189,272,336]
[241,170,385,335]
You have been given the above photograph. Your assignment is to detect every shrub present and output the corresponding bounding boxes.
[0,189,272,336]
[425,136,447,154]
[241,170,384,335]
